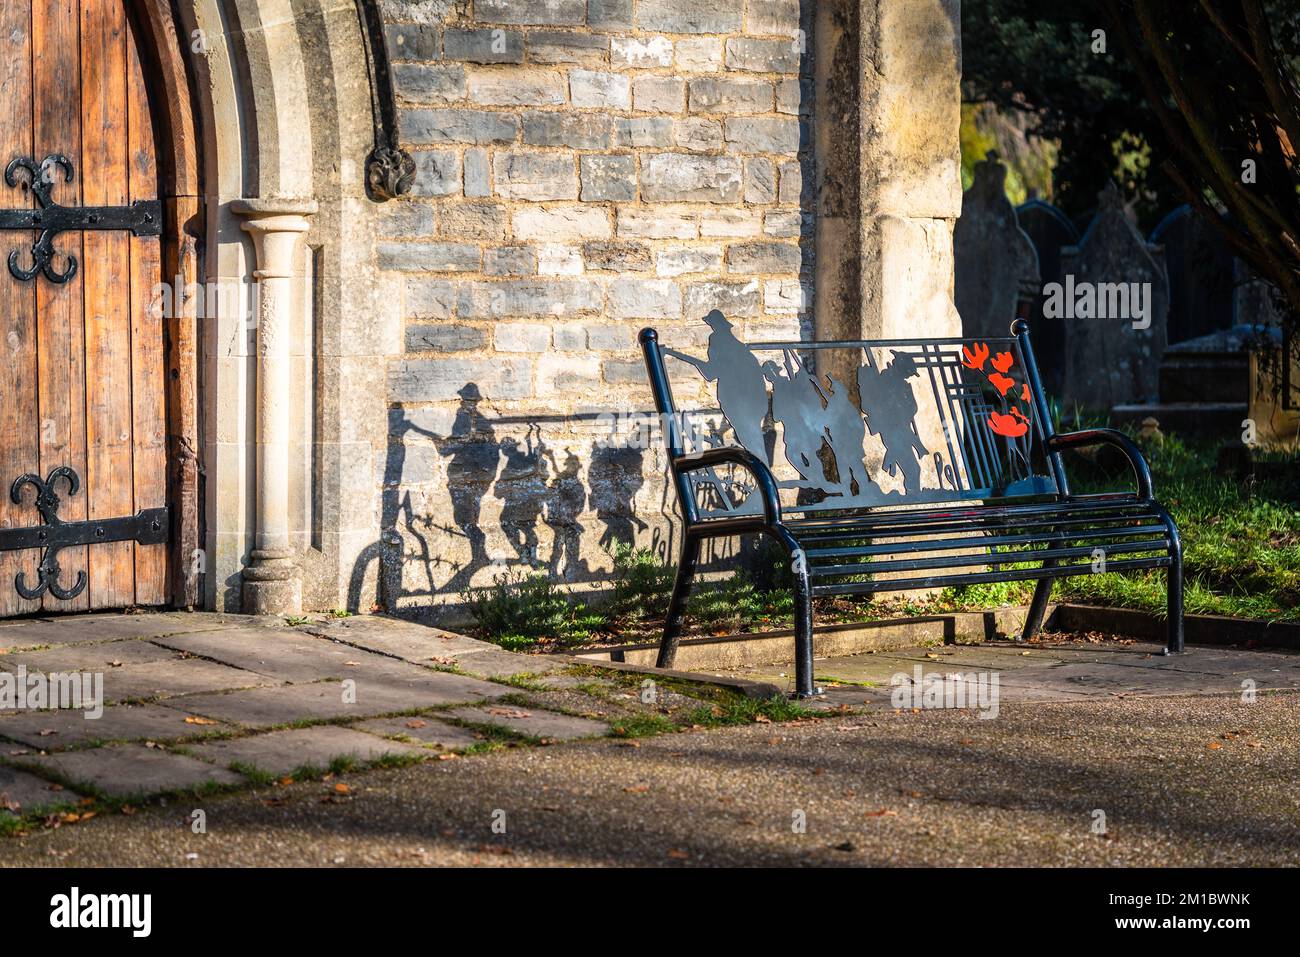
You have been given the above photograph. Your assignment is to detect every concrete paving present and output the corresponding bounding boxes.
[187,727,428,777]
[4,690,1296,866]
[1,610,1296,866]
[0,612,591,806]
[0,765,82,814]
[21,744,245,799]
[0,703,234,750]
[713,639,1300,708]
[443,705,609,741]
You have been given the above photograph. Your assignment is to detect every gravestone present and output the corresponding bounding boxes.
[1016,199,1080,391]
[954,154,1040,341]
[1056,182,1169,410]
[1149,205,1235,345]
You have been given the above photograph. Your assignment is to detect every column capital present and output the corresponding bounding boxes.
[231,198,318,279]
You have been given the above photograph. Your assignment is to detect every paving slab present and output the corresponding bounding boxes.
[97,658,281,704]
[149,627,408,683]
[19,743,244,798]
[0,765,82,814]
[443,647,572,679]
[0,703,232,750]
[444,705,609,741]
[1034,643,1300,679]
[302,615,490,662]
[876,646,1069,670]
[994,660,1290,696]
[187,726,427,777]
[0,613,236,650]
[531,674,619,692]
[351,715,487,751]
[0,639,181,673]
[164,669,506,728]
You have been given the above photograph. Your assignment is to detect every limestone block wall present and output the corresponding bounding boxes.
[374,0,814,618]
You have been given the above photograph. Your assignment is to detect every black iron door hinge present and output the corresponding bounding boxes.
[0,467,168,601]
[0,154,162,284]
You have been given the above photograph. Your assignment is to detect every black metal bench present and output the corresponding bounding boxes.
[639,312,1184,697]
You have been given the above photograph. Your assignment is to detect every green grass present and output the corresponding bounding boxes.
[940,433,1300,621]
[680,694,812,727]
[464,570,609,650]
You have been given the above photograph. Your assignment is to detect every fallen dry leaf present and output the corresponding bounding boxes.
[405,718,428,729]
[184,716,219,726]
[1207,741,1223,750]
[865,809,898,818]
[333,783,351,795]
[666,848,690,860]
[753,714,772,724]
[623,784,650,793]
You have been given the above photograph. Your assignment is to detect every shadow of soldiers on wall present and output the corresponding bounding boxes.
[352,382,641,618]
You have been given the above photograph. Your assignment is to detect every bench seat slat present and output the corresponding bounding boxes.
[802,524,1171,560]
[811,556,1172,597]
[782,495,1149,529]
[809,538,1169,578]
[788,511,1161,540]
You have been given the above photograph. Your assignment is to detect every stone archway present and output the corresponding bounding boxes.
[164,0,398,614]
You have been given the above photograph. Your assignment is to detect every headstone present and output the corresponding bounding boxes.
[954,154,1040,340]
[1055,182,1169,409]
[1016,198,1080,391]
[1148,205,1235,345]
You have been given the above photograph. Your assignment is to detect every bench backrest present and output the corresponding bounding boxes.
[640,312,1066,518]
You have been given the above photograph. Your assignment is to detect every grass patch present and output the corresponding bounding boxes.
[680,695,812,727]
[229,761,276,787]
[608,712,678,738]
[464,570,609,650]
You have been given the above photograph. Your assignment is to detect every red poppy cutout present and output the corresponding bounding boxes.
[991,351,1014,374]
[988,372,1015,396]
[1010,405,1030,422]
[961,342,989,371]
[1021,383,1031,402]
[988,410,1028,438]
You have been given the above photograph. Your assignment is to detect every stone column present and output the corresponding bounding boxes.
[856,0,963,340]
[814,0,962,382]
[231,198,318,615]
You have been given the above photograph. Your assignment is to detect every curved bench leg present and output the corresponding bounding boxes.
[1166,539,1185,655]
[791,554,815,698]
[1022,574,1054,642]
[1154,504,1185,655]
[657,536,701,669]
[767,528,816,698]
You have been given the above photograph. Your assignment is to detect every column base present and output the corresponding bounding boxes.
[242,549,302,615]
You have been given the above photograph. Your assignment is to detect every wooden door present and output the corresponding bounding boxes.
[0,0,169,615]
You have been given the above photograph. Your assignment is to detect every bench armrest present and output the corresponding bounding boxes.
[1048,428,1154,501]
[673,447,783,526]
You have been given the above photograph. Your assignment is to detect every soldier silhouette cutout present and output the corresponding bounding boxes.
[662,310,770,462]
[857,350,929,495]
[818,369,874,498]
[761,352,831,488]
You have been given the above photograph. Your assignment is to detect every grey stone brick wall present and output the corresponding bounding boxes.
[377,0,813,619]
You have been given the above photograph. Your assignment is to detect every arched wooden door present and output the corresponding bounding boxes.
[0,0,170,615]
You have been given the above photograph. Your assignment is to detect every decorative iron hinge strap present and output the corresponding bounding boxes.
[0,155,162,284]
[0,467,169,601]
